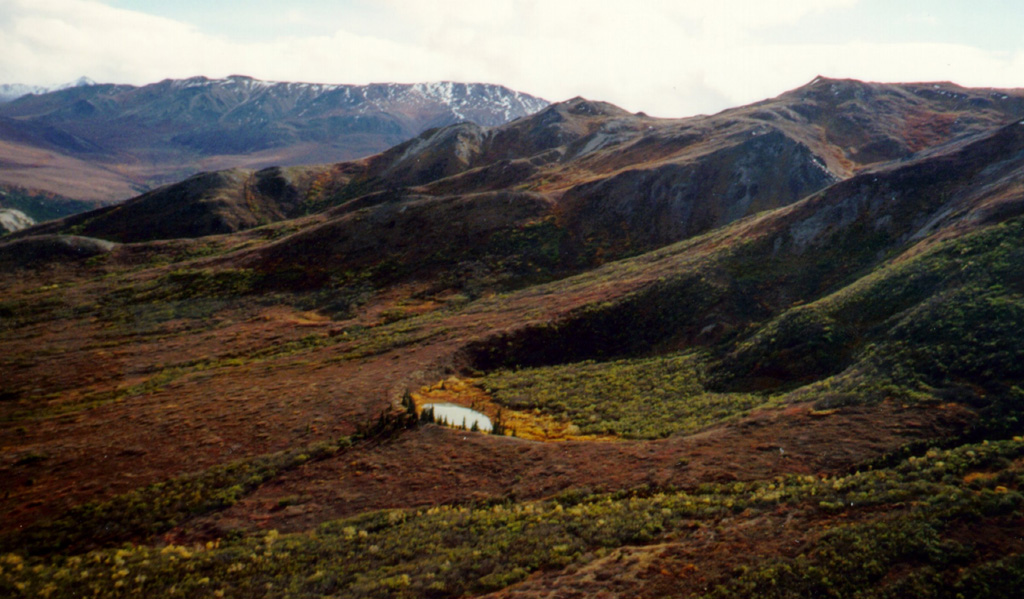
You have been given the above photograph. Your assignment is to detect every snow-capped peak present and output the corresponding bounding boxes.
[56,76,97,90]
[0,76,97,103]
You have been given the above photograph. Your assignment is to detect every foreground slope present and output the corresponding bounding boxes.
[1,79,1024,598]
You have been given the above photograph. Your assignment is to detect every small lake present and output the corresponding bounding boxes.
[423,403,492,432]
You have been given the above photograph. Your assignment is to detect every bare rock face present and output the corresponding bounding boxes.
[0,208,34,235]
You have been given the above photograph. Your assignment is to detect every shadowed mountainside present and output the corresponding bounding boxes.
[18,167,327,243]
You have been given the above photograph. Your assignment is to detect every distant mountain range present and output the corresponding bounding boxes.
[0,76,548,203]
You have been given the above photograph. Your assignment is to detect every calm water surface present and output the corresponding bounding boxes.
[423,403,493,432]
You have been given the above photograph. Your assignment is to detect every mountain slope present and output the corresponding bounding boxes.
[461,118,1024,372]
[26,79,1024,277]
[18,166,333,243]
[274,79,1024,257]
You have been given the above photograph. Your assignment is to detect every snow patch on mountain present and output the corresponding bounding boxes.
[0,209,35,234]
[145,76,549,127]
[0,77,96,103]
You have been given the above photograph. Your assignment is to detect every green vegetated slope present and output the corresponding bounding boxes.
[472,215,1024,443]
[481,352,769,439]
[2,442,349,556]
[723,216,1024,406]
[4,437,1023,598]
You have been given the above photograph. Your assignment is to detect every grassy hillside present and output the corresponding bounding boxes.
[3,437,1022,598]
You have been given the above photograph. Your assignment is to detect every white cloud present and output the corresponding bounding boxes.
[0,0,1020,118]
[1,0,220,83]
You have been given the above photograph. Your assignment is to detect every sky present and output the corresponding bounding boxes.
[1,0,1023,118]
